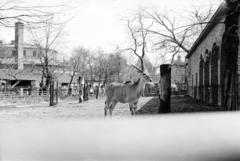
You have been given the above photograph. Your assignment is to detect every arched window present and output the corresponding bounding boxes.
[204,49,210,102]
[211,43,219,105]
[199,54,204,101]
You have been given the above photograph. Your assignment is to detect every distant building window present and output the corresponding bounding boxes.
[23,50,26,57]
[12,50,16,56]
[33,51,37,57]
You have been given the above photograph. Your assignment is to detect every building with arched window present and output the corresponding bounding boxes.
[186,2,240,110]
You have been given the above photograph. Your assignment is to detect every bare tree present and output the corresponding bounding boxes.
[29,16,66,106]
[144,5,214,63]
[107,53,127,82]
[68,47,128,100]
[93,50,108,99]
[126,6,215,112]
[123,13,151,72]
[87,54,95,85]
[68,56,80,95]
[68,47,91,101]
[0,0,57,27]
[30,17,65,91]
[0,0,64,92]
[188,5,214,32]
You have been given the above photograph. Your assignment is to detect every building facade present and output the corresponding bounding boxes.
[171,55,187,92]
[186,2,240,110]
[0,22,75,90]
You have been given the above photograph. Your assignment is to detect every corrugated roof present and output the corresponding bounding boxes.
[55,73,78,84]
[0,43,35,49]
[0,69,79,84]
[186,3,226,59]
[0,69,41,81]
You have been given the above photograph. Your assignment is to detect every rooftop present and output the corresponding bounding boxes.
[0,42,44,49]
[0,69,78,84]
[186,3,226,59]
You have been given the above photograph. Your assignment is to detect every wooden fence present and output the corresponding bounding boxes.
[0,84,188,105]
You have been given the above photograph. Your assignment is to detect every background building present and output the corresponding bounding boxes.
[171,55,187,92]
[186,2,240,110]
[186,4,225,106]
[0,22,75,91]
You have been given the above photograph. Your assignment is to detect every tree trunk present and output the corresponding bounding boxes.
[79,84,83,103]
[118,71,120,82]
[95,81,101,99]
[83,84,87,101]
[39,66,45,95]
[56,81,58,105]
[78,76,84,103]
[158,64,171,113]
[140,58,144,72]
[221,0,240,110]
[49,80,54,106]
[83,82,89,101]
[68,73,75,95]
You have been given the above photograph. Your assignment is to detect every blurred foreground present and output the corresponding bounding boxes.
[1,112,240,161]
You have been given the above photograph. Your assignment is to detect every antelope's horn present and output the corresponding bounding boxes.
[131,65,143,73]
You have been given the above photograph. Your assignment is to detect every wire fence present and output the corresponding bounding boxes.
[0,83,187,105]
[0,87,106,105]
[0,90,49,105]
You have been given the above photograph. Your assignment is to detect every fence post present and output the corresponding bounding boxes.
[159,64,171,113]
[56,81,58,105]
[49,80,54,106]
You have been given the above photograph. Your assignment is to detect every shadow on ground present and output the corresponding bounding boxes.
[137,96,224,115]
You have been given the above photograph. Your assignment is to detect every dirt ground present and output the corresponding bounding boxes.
[0,96,225,122]
[0,97,153,122]
[137,96,224,115]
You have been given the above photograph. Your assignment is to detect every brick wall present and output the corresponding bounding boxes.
[187,16,225,106]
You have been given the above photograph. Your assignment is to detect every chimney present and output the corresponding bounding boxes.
[15,22,24,70]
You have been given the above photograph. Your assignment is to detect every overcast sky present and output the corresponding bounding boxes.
[0,0,223,64]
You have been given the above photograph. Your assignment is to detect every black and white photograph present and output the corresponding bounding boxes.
[0,0,240,160]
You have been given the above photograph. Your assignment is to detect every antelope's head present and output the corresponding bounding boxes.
[132,65,153,83]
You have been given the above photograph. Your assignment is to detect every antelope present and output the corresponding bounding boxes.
[104,65,154,117]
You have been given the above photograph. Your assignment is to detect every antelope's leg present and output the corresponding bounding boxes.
[129,103,134,116]
[104,101,111,117]
[133,101,138,115]
[109,101,117,117]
